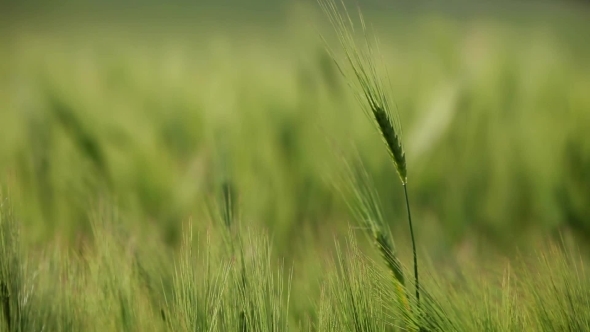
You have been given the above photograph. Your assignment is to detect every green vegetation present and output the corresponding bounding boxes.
[1,0,590,331]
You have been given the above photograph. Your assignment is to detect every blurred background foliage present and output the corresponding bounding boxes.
[0,0,589,259]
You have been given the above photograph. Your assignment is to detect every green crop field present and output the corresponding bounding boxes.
[1,0,590,331]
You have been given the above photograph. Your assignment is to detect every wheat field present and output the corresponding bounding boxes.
[1,1,590,331]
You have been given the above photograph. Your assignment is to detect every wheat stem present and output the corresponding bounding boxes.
[403,183,420,313]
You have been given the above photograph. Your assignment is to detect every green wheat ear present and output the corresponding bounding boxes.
[319,0,407,184]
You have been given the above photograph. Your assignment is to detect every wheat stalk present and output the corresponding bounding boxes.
[319,0,421,324]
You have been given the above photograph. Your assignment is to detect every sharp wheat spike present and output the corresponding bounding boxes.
[319,0,407,184]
